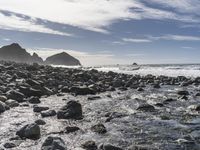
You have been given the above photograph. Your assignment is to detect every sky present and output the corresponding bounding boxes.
[0,0,200,66]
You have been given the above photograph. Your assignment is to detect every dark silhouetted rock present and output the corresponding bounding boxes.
[0,43,43,64]
[57,100,82,120]
[70,86,96,95]
[0,101,6,113]
[28,96,41,104]
[101,144,123,150]
[33,106,49,112]
[4,142,16,149]
[45,52,81,66]
[41,136,67,150]
[91,123,107,134]
[35,119,46,125]
[41,110,56,117]
[6,90,25,102]
[64,126,80,133]
[16,123,40,140]
[5,99,19,108]
[81,141,97,150]
[137,104,155,112]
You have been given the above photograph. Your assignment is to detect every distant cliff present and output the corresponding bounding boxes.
[0,43,43,64]
[0,43,81,66]
[45,52,81,66]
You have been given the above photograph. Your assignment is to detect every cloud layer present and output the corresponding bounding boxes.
[0,0,200,35]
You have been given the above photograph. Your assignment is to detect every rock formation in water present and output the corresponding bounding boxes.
[45,52,81,66]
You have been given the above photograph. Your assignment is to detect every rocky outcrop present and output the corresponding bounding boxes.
[0,43,81,66]
[45,52,81,66]
[0,43,43,64]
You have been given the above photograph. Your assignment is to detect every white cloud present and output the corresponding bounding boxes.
[0,0,199,35]
[0,13,72,36]
[122,38,152,43]
[150,35,200,41]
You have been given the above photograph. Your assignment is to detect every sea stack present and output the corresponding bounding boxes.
[45,52,81,66]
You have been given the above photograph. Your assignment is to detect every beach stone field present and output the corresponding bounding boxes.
[1,61,200,150]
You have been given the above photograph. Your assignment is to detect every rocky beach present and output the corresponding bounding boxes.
[0,61,200,150]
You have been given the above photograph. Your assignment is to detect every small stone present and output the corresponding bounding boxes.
[28,96,41,104]
[5,99,19,108]
[91,123,107,134]
[35,119,46,125]
[41,110,56,117]
[64,126,80,133]
[137,104,155,112]
[33,106,49,112]
[4,142,16,148]
[81,141,97,150]
[102,144,123,150]
[0,95,7,102]
[177,90,189,96]
[41,136,67,150]
[0,101,6,113]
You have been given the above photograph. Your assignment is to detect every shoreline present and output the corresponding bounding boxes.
[0,61,200,149]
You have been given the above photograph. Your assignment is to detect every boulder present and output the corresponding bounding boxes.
[177,90,189,96]
[41,110,56,117]
[101,144,123,150]
[137,104,155,112]
[33,106,49,112]
[70,86,96,95]
[0,101,6,113]
[64,126,80,134]
[3,142,16,149]
[91,124,107,134]
[5,99,19,107]
[35,119,46,125]
[81,141,97,150]
[41,136,67,150]
[57,100,82,120]
[6,90,25,102]
[0,95,7,102]
[16,123,40,140]
[28,96,41,104]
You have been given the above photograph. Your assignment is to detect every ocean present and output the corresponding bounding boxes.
[93,64,200,78]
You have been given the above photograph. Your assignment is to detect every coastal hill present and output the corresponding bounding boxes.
[0,43,43,64]
[45,52,81,66]
[0,43,81,66]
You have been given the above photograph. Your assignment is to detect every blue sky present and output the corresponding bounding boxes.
[0,0,200,66]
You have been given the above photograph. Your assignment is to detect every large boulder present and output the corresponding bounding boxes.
[70,86,96,95]
[6,90,25,102]
[57,100,82,120]
[0,101,6,113]
[0,95,7,102]
[16,123,40,140]
[41,136,67,150]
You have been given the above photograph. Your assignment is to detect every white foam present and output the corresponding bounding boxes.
[95,64,200,78]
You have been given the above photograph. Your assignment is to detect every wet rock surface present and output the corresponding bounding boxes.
[1,61,200,149]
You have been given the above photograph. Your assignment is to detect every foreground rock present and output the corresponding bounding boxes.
[41,136,67,150]
[16,123,40,140]
[57,100,82,120]
[91,124,107,134]
[0,101,6,113]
